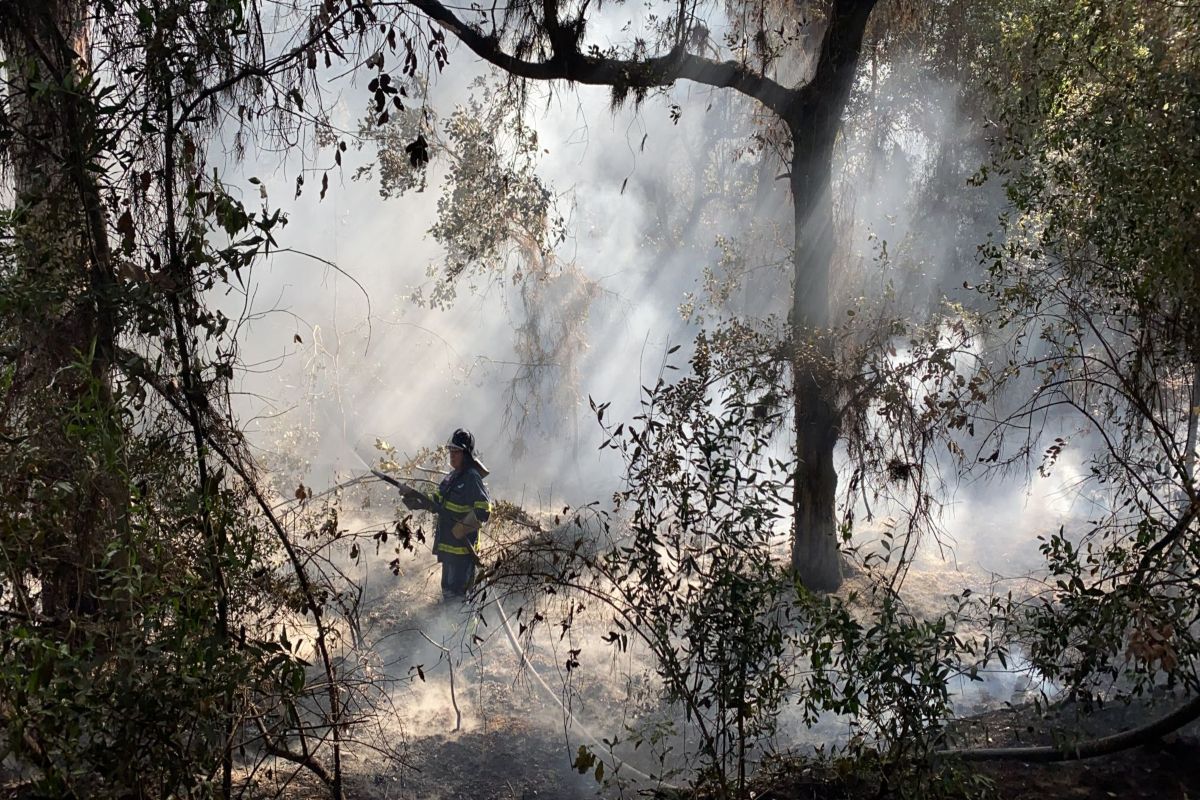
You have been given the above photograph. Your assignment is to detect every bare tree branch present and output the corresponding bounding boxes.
[402,0,799,118]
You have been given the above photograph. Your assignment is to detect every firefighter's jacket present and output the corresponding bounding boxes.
[412,466,491,559]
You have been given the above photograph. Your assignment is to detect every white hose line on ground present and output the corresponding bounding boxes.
[489,597,679,791]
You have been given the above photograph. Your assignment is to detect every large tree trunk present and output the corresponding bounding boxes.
[788,133,842,592]
[784,0,878,592]
[1,0,122,621]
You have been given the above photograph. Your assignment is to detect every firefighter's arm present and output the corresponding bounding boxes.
[404,485,448,513]
[451,474,491,539]
[401,490,433,511]
[373,471,439,512]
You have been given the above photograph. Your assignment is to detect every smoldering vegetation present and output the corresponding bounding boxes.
[239,57,1103,800]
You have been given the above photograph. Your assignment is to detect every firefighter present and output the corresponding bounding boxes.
[402,428,491,601]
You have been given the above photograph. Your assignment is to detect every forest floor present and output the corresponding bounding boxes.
[315,560,1200,800]
[8,516,1200,800]
[263,701,1200,800]
[311,520,1200,800]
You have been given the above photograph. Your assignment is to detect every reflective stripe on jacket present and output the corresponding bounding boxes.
[426,466,491,558]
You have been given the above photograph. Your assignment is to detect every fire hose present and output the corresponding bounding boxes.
[370,468,427,496]
[486,565,672,788]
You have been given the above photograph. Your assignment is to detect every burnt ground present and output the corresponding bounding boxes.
[7,532,1200,800]
[333,640,1200,800]
[325,547,1200,800]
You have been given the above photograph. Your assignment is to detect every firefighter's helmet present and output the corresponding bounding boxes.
[446,428,489,476]
[446,428,475,456]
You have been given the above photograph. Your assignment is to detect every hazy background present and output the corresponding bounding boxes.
[215,45,1087,580]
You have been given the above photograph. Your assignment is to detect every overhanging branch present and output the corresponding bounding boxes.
[403,0,799,118]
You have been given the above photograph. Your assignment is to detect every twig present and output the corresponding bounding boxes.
[419,631,462,732]
[251,715,334,787]
[1133,500,1199,582]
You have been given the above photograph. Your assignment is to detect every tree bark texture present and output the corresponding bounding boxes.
[789,138,842,591]
[784,0,877,590]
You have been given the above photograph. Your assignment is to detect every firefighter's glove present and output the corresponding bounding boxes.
[402,491,425,510]
[452,511,481,540]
